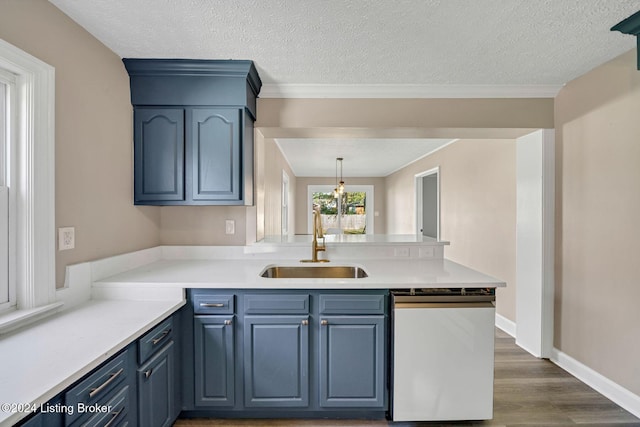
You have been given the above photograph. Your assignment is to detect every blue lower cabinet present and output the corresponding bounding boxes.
[193,316,235,407]
[243,316,310,408]
[184,290,388,417]
[18,396,63,427]
[72,385,130,427]
[137,341,174,427]
[64,348,135,427]
[319,316,386,408]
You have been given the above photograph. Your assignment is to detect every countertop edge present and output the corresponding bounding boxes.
[0,299,185,427]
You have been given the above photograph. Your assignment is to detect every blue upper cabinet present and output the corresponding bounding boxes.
[123,59,262,206]
[134,108,185,203]
[188,108,241,202]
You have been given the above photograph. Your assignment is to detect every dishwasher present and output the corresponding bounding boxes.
[390,288,495,422]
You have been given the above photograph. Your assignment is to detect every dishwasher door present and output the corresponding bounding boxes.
[391,299,495,421]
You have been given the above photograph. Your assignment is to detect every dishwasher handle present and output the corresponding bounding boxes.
[393,301,495,309]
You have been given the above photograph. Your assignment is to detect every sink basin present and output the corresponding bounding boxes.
[260,265,368,279]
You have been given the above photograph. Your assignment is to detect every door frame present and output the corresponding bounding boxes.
[415,166,440,240]
[281,170,290,236]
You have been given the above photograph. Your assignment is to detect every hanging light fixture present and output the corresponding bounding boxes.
[334,157,345,198]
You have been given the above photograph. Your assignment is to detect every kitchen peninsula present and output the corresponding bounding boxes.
[1,237,504,426]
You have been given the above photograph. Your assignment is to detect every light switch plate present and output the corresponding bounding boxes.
[58,227,75,251]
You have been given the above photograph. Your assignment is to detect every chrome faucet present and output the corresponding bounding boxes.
[301,209,329,263]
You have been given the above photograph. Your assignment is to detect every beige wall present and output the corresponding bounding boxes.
[294,177,386,235]
[0,0,161,287]
[555,49,640,395]
[386,140,517,322]
[159,206,248,245]
[257,98,554,130]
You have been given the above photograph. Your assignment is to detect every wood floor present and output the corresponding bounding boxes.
[174,329,640,427]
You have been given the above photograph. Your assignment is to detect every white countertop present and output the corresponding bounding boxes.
[0,298,184,426]
[94,258,505,289]
[0,243,504,426]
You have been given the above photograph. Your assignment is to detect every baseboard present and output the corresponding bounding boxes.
[495,316,640,418]
[550,349,640,418]
[495,313,516,337]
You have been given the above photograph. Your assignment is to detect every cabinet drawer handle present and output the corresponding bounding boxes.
[151,328,172,345]
[104,407,123,427]
[88,368,124,398]
[321,319,328,326]
[200,303,225,308]
[144,369,153,379]
[224,319,232,325]
[301,319,308,326]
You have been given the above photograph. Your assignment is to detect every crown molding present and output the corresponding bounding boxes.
[259,83,563,99]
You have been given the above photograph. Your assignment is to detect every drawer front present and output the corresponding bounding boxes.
[244,294,310,314]
[138,317,173,364]
[319,294,386,315]
[70,385,130,427]
[192,293,235,315]
[65,351,128,424]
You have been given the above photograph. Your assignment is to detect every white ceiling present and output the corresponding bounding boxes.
[48,0,640,96]
[46,0,640,176]
[275,138,454,177]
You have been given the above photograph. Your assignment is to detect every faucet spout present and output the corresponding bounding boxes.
[301,208,330,263]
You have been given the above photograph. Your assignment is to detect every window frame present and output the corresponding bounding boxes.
[0,38,57,329]
[307,184,375,234]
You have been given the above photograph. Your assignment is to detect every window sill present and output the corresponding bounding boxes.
[0,302,64,335]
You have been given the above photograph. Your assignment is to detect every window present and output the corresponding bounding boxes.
[307,185,374,234]
[0,39,57,330]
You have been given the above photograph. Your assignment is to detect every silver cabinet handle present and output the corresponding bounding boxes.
[151,328,172,345]
[321,319,328,326]
[200,303,224,308]
[89,368,124,398]
[301,319,308,326]
[224,319,232,325]
[104,407,123,427]
[144,369,153,379]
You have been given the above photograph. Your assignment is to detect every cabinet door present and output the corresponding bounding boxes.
[138,341,174,427]
[134,108,185,203]
[319,316,385,408]
[243,316,309,407]
[194,316,235,407]
[188,108,242,202]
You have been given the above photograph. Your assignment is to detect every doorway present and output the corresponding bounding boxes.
[415,167,440,240]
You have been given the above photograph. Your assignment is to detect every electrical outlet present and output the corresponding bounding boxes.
[393,247,410,257]
[420,247,435,258]
[225,220,235,235]
[58,227,75,251]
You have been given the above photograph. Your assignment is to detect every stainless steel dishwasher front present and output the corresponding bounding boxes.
[390,290,496,422]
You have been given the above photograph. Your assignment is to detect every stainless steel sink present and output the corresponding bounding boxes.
[260,265,368,279]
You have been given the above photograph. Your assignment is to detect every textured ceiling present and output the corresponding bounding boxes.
[275,138,455,177]
[48,0,640,91]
